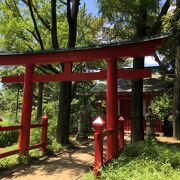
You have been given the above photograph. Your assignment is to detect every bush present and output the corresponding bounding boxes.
[85,141,180,180]
[0,119,19,147]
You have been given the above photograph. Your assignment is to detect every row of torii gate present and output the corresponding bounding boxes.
[0,35,167,173]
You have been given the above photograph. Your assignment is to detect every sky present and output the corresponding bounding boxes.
[82,0,99,16]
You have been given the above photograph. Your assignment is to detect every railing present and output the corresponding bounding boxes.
[92,115,163,176]
[92,116,124,176]
[124,119,163,133]
[0,115,49,159]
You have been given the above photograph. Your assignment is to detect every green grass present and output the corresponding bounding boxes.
[0,144,19,170]
[0,143,43,171]
[84,141,180,180]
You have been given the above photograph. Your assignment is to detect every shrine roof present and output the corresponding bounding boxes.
[0,33,170,66]
[92,71,166,93]
[117,72,166,93]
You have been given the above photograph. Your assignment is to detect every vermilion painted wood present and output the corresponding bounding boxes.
[0,38,164,66]
[118,69,151,79]
[101,129,113,138]
[41,115,49,153]
[92,116,106,176]
[19,64,34,155]
[30,124,43,128]
[0,149,19,159]
[64,62,72,74]
[118,117,125,150]
[28,143,43,150]
[123,119,163,132]
[1,69,151,83]
[0,125,21,131]
[93,126,125,173]
[0,120,49,158]
[94,132,103,176]
[106,58,119,160]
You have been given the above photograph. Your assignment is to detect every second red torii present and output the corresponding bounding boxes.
[1,69,151,83]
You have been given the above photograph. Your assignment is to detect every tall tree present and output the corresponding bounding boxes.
[172,0,180,139]
[131,1,147,142]
[56,0,80,145]
[97,0,171,142]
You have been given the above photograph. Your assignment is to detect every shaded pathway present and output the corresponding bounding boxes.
[1,140,94,180]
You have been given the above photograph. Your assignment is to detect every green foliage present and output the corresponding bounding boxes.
[30,128,41,145]
[97,0,162,41]
[85,141,180,180]
[83,171,96,180]
[0,154,19,170]
[0,119,19,147]
[151,93,172,121]
[0,148,42,171]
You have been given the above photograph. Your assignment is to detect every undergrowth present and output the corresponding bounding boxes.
[84,141,180,180]
[0,143,44,171]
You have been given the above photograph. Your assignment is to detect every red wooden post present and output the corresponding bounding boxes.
[106,58,119,161]
[41,115,49,153]
[118,116,125,150]
[92,116,106,176]
[19,64,34,155]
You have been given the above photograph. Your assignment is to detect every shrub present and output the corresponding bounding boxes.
[100,141,180,180]
[85,141,180,180]
[0,119,19,147]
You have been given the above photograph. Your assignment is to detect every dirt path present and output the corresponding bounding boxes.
[1,140,94,180]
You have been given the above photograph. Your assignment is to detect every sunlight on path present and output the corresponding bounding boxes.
[1,141,94,180]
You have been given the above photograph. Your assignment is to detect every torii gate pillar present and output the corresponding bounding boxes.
[19,64,34,155]
[106,58,119,160]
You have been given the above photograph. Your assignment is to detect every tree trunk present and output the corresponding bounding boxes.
[130,1,147,143]
[56,81,72,145]
[131,57,145,142]
[173,35,180,140]
[130,0,171,142]
[36,82,44,121]
[56,0,80,145]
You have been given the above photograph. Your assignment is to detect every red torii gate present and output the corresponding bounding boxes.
[0,35,167,161]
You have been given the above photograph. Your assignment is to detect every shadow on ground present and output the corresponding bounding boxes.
[0,139,94,180]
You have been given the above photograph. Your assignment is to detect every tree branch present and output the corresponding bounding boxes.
[67,0,80,48]
[148,0,171,35]
[26,44,34,51]
[60,0,67,6]
[36,65,50,74]
[5,0,24,20]
[26,0,45,50]
[31,3,51,31]
[154,52,163,66]
[67,0,72,25]
[26,28,39,42]
[51,0,59,49]
[41,64,60,74]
